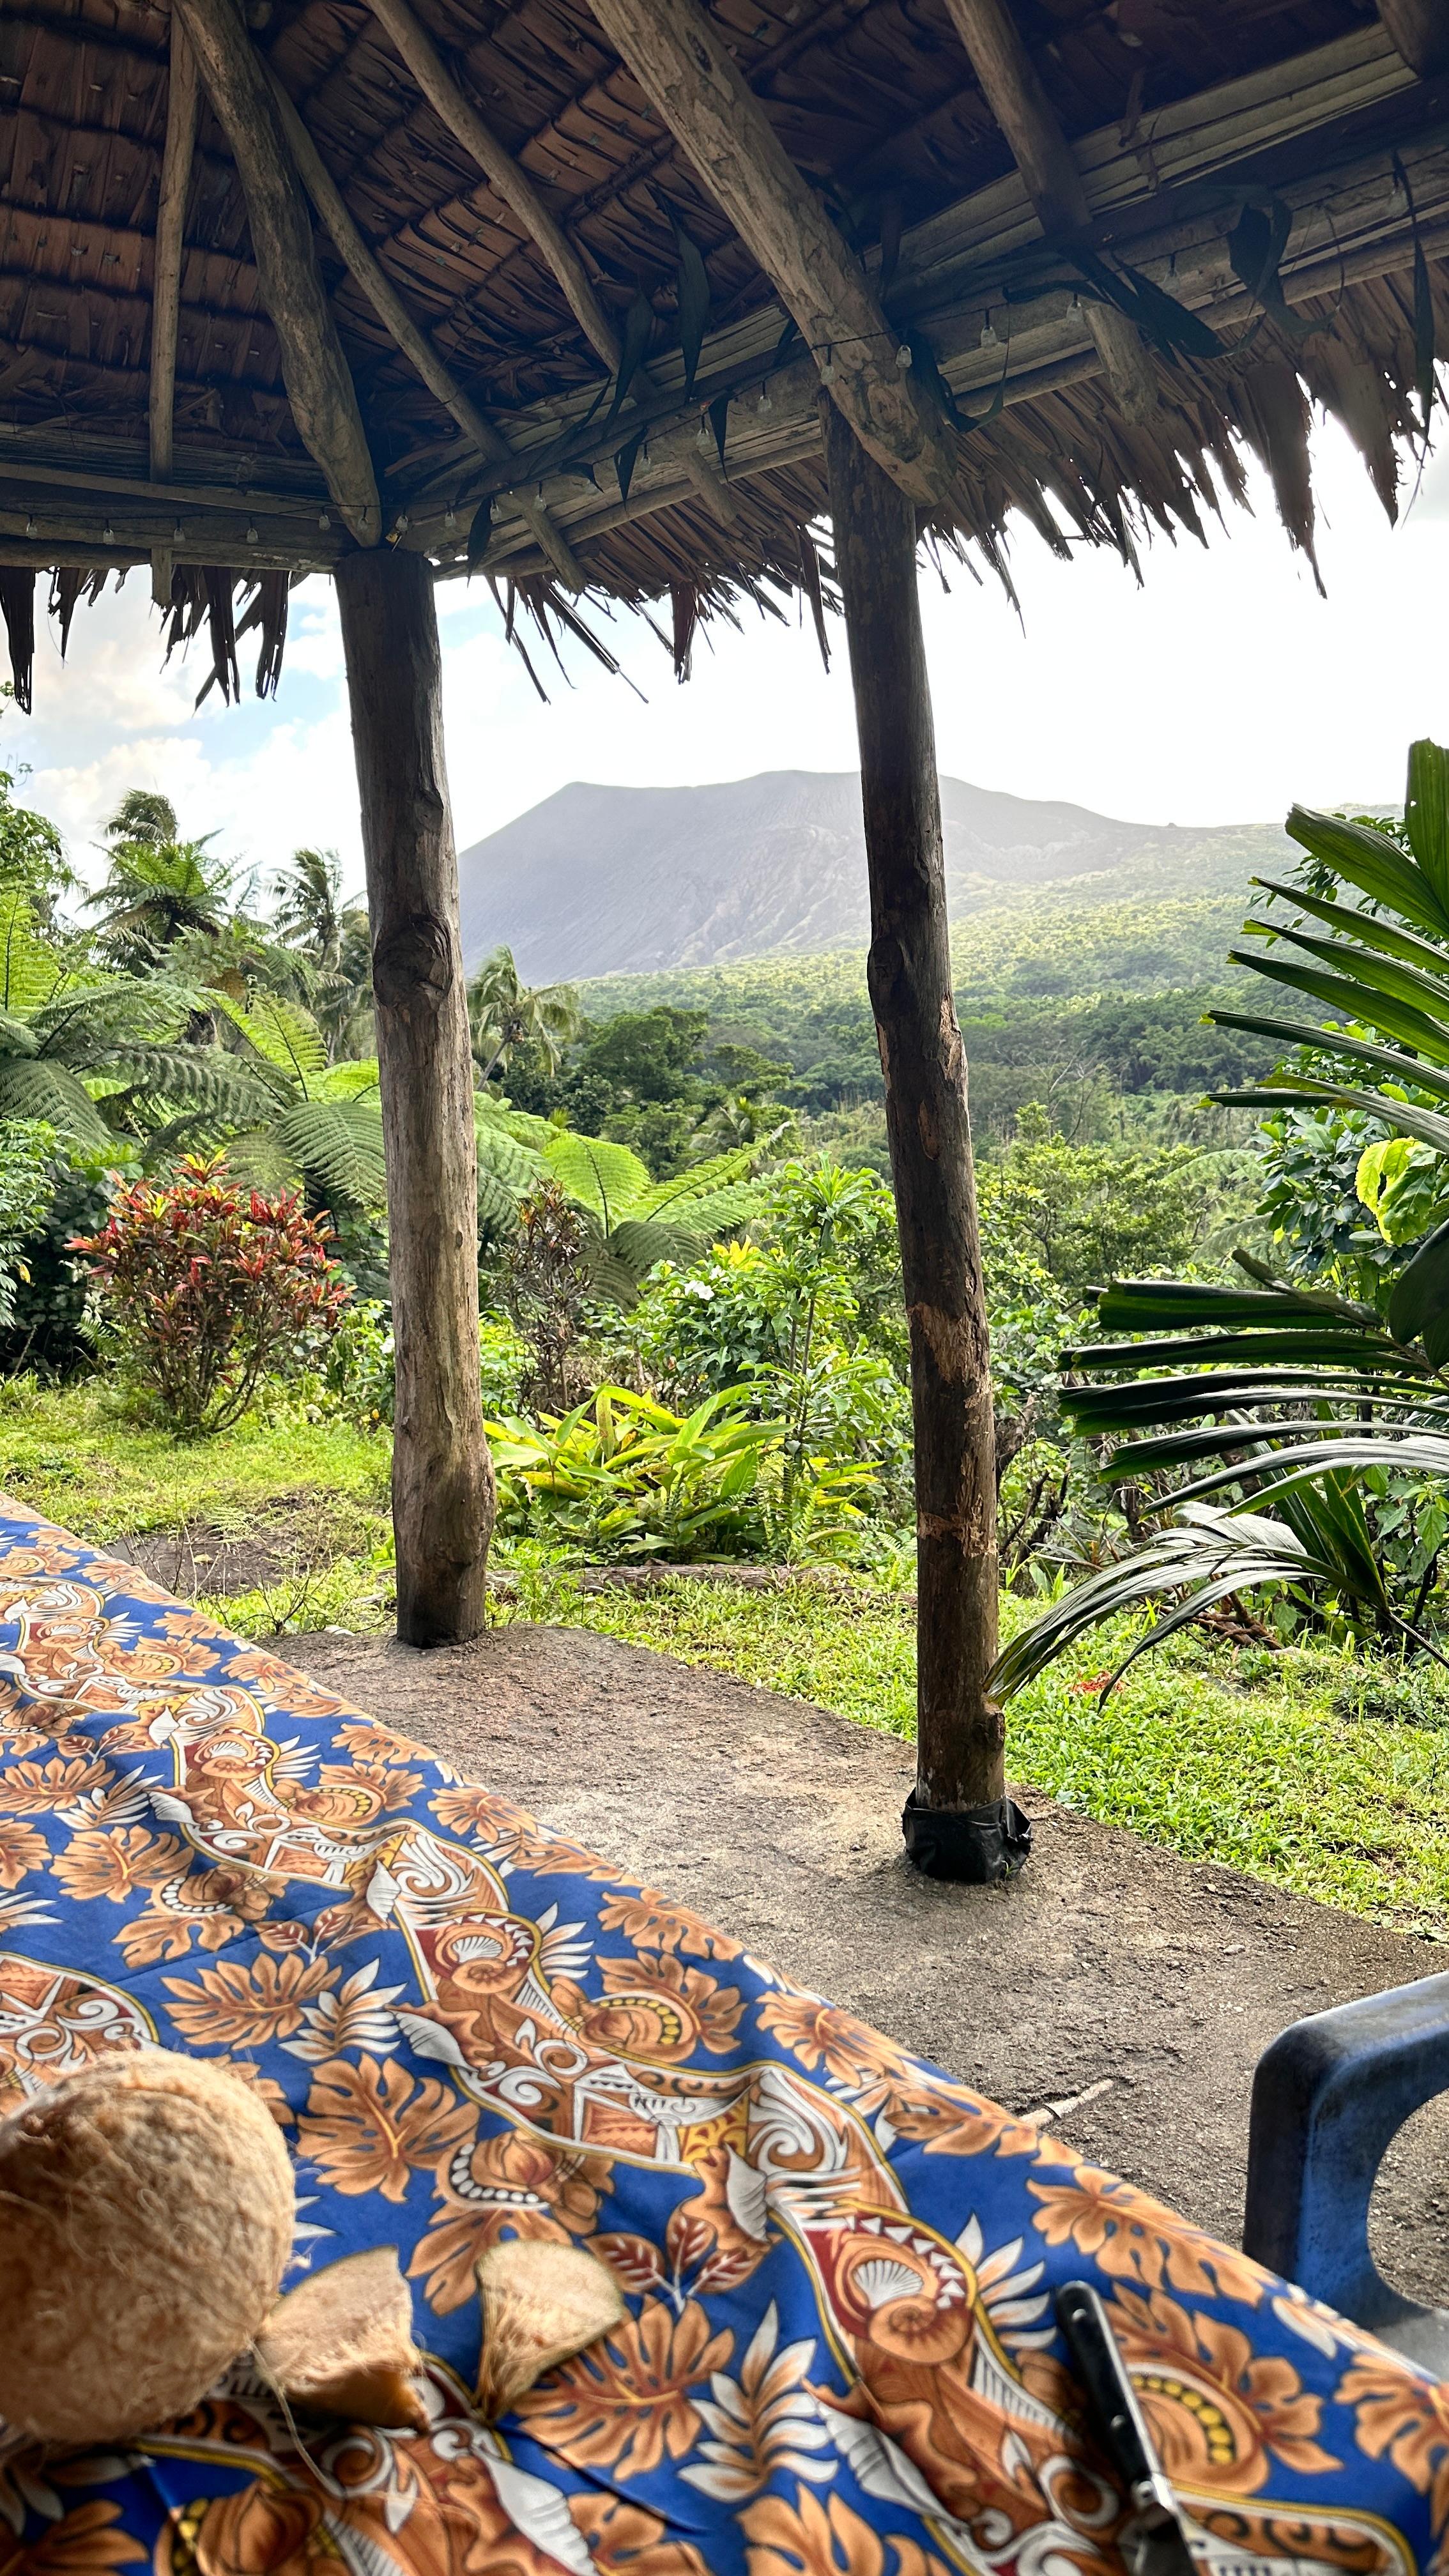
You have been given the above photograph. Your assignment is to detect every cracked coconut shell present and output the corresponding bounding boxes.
[475,2240,624,2421]
[257,2246,429,2430]
[0,2051,295,2444]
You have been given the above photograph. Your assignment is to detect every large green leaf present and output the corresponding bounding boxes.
[1225,945,1449,1064]
[1406,739,1449,912]
[1250,877,1449,979]
[1209,1007,1449,1108]
[1389,1216,1449,1363]
[541,1131,650,1225]
[1285,804,1449,937]
[1211,1080,1449,1157]
[988,1505,1377,1704]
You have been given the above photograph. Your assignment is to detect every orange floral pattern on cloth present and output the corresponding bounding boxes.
[0,1502,1436,2576]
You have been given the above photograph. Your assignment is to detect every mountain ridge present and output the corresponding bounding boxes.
[456,769,1291,983]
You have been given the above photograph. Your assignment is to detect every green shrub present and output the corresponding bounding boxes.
[487,1386,874,1563]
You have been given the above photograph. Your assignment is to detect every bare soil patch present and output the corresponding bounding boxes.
[296,1620,1449,2306]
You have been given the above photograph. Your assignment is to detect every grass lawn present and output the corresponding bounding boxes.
[7,1380,1449,1935]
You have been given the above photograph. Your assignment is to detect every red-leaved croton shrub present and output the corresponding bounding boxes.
[73,1156,351,1435]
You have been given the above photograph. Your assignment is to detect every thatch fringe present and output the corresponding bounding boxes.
[234,571,289,699]
[670,581,698,681]
[0,572,36,714]
[48,567,108,661]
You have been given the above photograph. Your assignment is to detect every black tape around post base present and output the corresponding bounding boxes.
[901,1790,1032,1883]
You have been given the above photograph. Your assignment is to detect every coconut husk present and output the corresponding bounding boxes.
[475,2240,624,2421]
[0,2051,295,2444]
[256,2246,428,2431]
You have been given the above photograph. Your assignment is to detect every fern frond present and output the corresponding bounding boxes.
[0,1058,109,1140]
[98,1046,273,1120]
[541,1131,650,1224]
[217,988,329,1088]
[273,1096,387,1206]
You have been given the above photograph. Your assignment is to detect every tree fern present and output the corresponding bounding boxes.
[540,1132,652,1224]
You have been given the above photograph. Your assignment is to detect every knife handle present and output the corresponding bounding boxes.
[1054,2278,1179,2521]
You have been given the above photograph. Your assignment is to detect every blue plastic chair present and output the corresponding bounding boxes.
[1244,1972,1449,2372]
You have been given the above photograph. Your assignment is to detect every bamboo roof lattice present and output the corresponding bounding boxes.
[1,0,1448,704]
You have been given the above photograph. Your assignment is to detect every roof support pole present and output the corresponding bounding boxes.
[584,0,958,503]
[148,13,197,603]
[822,399,1010,1871]
[335,546,493,1646]
[937,0,1158,421]
[172,0,381,542]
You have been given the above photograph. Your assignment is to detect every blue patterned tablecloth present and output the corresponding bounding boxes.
[0,1503,1443,2576]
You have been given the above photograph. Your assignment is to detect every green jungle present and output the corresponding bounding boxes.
[10,708,1449,1934]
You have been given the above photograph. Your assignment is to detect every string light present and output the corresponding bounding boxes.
[102,521,115,540]
[394,512,410,532]
[24,515,35,537]
[318,510,331,530]
[245,523,259,544]
[895,343,912,370]
[445,507,457,528]
[979,316,999,348]
[820,346,836,383]
[757,386,772,413]
[173,521,184,540]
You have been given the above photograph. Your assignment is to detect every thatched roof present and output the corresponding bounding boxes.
[1,0,1446,702]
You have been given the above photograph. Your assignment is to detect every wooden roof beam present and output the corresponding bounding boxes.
[266,72,584,586]
[360,0,738,523]
[1377,3,1449,77]
[936,0,1156,422]
[148,17,199,489]
[148,15,199,606]
[172,0,381,543]
[582,0,957,505]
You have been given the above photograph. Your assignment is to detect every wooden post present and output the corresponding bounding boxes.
[824,402,1014,1867]
[334,546,493,1646]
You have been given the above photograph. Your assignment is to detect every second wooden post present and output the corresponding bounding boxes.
[335,546,494,1646]
[824,403,1027,1880]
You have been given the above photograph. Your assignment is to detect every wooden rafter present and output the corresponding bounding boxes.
[583,0,958,505]
[172,0,381,542]
[266,71,585,585]
[148,13,199,604]
[935,0,1156,421]
[361,0,738,521]
[1377,1,1449,75]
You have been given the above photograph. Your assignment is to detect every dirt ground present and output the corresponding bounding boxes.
[295,1620,1449,2308]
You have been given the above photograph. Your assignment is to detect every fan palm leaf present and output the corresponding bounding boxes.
[990,737,1449,1701]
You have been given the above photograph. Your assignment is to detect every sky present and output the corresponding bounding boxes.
[8,414,1449,896]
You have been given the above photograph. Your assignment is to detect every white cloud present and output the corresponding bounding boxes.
[4,417,1449,890]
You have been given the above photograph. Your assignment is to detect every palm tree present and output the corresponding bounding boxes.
[468,946,580,1088]
[270,847,373,1060]
[991,737,1449,1702]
